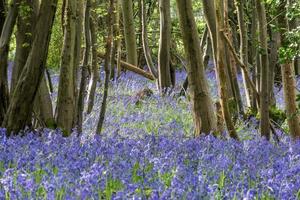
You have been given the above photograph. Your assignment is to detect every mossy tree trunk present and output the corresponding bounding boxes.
[278,0,300,139]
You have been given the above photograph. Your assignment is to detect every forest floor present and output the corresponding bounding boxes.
[0,67,300,199]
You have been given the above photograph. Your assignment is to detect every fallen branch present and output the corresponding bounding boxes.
[98,52,155,80]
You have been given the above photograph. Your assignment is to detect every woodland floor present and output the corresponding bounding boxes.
[0,66,299,199]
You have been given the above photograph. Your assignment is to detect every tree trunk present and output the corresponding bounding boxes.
[76,0,91,133]
[2,0,58,135]
[87,15,99,114]
[116,0,122,77]
[278,0,300,139]
[202,0,233,99]
[121,0,137,66]
[287,0,300,75]
[215,0,238,139]
[0,0,20,125]
[72,0,84,127]
[268,30,280,106]
[11,0,38,93]
[141,0,158,78]
[158,0,172,92]
[0,0,5,33]
[256,0,270,139]
[55,0,77,136]
[97,0,114,134]
[235,0,252,108]
[176,0,217,136]
[249,0,258,110]
[110,0,117,80]
[34,74,54,127]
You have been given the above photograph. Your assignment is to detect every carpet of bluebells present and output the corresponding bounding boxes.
[1,65,300,199]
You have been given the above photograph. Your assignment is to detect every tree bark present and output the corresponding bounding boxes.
[55,0,77,136]
[2,0,58,135]
[176,0,217,136]
[215,0,238,139]
[34,74,54,128]
[11,0,38,93]
[87,16,99,114]
[287,0,300,75]
[121,0,137,66]
[0,0,5,33]
[76,0,91,133]
[278,0,300,139]
[97,0,114,134]
[141,0,158,78]
[72,0,84,127]
[158,0,172,92]
[256,0,270,139]
[0,0,20,125]
[235,0,252,108]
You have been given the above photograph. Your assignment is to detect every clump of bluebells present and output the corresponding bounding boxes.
[1,70,299,199]
[0,129,300,199]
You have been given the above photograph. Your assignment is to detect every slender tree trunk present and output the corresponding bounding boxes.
[2,0,58,135]
[0,0,20,125]
[287,0,300,75]
[121,0,137,66]
[0,0,5,33]
[278,0,300,139]
[97,0,114,134]
[109,0,117,80]
[202,0,232,98]
[268,30,280,106]
[158,0,172,92]
[55,0,77,135]
[249,0,258,110]
[215,0,238,139]
[76,0,91,133]
[72,0,84,127]
[141,0,158,78]
[224,0,240,116]
[235,0,252,108]
[227,0,244,115]
[176,0,217,136]
[116,0,122,77]
[87,16,99,114]
[256,0,270,139]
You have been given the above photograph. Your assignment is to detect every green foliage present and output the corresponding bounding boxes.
[104,177,123,200]
[46,0,63,69]
[132,162,143,183]
[18,1,32,21]
[36,186,47,199]
[55,187,66,200]
[33,166,45,184]
[269,106,286,125]
[296,94,300,109]
[160,171,174,188]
